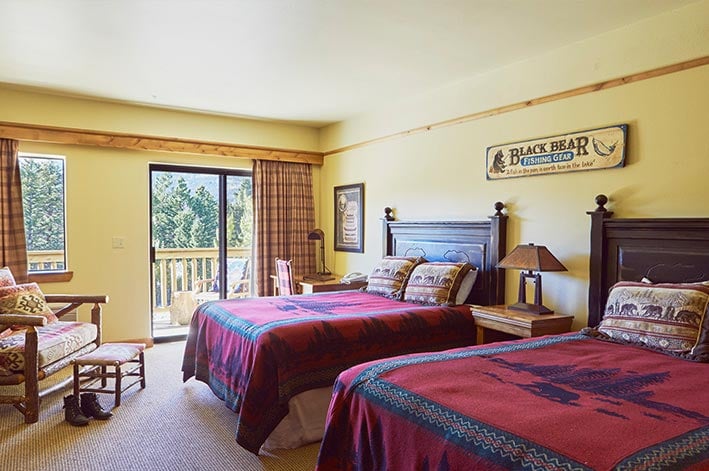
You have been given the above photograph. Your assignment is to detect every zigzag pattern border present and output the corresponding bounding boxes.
[361,377,590,471]
[616,427,709,470]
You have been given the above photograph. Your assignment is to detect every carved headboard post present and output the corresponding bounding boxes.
[488,201,508,305]
[587,194,613,327]
[381,207,395,258]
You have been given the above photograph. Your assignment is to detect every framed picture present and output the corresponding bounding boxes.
[334,183,364,253]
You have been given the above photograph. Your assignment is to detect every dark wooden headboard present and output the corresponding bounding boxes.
[381,202,508,306]
[588,194,709,327]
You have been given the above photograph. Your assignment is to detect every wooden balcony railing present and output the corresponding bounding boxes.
[27,247,252,311]
[152,247,251,309]
[27,250,65,271]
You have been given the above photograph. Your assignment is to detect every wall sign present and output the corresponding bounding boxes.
[486,124,627,180]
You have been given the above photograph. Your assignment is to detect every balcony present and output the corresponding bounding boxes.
[28,247,252,338]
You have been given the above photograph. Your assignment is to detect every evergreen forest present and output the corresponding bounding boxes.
[20,156,65,252]
[151,172,252,249]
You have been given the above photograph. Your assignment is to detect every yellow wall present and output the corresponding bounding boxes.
[1,1,707,338]
[0,89,320,342]
[319,1,709,329]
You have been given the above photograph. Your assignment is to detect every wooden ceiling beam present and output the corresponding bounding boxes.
[0,121,324,165]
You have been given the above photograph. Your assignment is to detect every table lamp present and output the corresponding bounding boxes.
[306,229,334,281]
[497,243,567,314]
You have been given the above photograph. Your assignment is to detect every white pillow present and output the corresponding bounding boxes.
[455,268,478,305]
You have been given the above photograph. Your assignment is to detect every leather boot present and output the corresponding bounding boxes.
[80,392,113,420]
[63,395,90,426]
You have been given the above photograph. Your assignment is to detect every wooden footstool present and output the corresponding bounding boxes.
[72,342,146,407]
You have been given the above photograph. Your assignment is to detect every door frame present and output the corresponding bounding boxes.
[149,163,252,342]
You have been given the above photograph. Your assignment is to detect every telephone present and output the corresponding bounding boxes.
[341,272,367,284]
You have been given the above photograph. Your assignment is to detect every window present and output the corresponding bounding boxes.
[19,154,67,272]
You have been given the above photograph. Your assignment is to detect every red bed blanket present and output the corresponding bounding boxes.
[317,333,709,470]
[180,291,475,454]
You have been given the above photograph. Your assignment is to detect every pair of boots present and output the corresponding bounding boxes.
[63,393,113,426]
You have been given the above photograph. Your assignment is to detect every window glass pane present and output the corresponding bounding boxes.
[19,154,66,272]
[226,175,252,298]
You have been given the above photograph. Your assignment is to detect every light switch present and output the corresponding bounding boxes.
[112,237,125,249]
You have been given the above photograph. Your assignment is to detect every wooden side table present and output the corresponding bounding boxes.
[270,274,367,295]
[470,304,574,344]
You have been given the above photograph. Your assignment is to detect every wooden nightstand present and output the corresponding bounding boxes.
[470,304,574,344]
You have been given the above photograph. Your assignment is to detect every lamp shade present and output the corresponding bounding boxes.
[497,243,567,272]
[307,229,325,241]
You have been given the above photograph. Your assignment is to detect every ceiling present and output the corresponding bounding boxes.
[0,0,697,127]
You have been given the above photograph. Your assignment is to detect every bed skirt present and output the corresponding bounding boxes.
[261,386,333,451]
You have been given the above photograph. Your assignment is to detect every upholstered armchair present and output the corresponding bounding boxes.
[0,294,108,423]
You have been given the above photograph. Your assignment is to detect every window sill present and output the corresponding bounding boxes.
[28,271,74,283]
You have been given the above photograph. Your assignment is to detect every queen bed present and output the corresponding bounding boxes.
[316,195,709,470]
[181,203,508,454]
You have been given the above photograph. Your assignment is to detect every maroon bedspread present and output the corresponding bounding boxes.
[317,333,709,470]
[180,291,475,454]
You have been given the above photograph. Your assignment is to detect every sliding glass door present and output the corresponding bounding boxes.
[149,164,252,341]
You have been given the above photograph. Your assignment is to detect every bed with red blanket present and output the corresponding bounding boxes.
[181,205,509,454]
[316,196,709,470]
[317,334,709,470]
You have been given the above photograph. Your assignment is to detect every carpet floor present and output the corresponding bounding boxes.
[0,341,320,470]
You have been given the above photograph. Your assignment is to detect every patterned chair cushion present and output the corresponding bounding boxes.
[0,320,98,375]
[404,262,475,306]
[0,282,58,329]
[597,281,709,360]
[365,256,425,300]
[0,267,16,287]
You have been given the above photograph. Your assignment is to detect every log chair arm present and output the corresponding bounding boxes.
[43,294,109,345]
[1,314,48,327]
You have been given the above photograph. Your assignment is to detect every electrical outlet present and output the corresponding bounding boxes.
[112,237,125,249]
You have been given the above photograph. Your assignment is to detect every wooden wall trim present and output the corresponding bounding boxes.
[323,56,709,156]
[0,121,324,165]
[28,271,74,283]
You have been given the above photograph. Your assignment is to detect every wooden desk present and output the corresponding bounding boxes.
[298,276,367,294]
[271,274,367,295]
[469,304,574,344]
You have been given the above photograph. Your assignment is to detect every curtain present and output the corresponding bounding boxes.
[253,160,316,296]
[0,139,28,283]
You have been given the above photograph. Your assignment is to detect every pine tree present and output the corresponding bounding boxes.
[20,157,64,251]
[151,172,177,248]
[227,178,253,247]
[171,177,194,248]
[189,186,218,247]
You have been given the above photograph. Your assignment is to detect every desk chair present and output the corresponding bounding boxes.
[275,258,295,296]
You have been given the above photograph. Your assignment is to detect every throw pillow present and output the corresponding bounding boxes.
[455,268,479,305]
[597,281,709,360]
[0,267,16,288]
[365,256,425,300]
[404,262,474,306]
[0,282,58,328]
